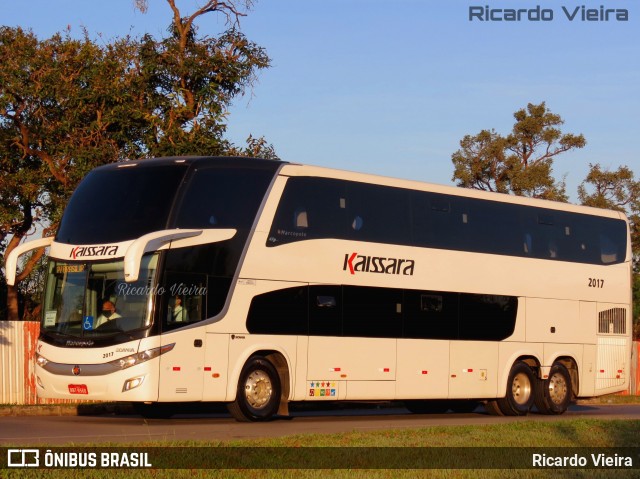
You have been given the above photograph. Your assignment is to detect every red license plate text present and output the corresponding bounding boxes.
[68,384,89,394]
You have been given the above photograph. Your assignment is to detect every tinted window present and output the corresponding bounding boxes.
[163,244,236,322]
[269,177,627,265]
[412,192,463,250]
[403,290,459,339]
[161,272,207,332]
[57,164,188,244]
[174,167,274,230]
[268,177,347,246]
[456,198,524,256]
[244,285,517,341]
[345,182,411,244]
[342,286,403,338]
[246,287,308,335]
[309,285,342,336]
[459,294,517,341]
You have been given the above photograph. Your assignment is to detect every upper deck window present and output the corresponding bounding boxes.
[173,166,274,231]
[267,177,411,246]
[57,164,188,245]
[268,176,627,266]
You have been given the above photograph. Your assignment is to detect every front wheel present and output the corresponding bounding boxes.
[534,363,572,415]
[227,356,281,422]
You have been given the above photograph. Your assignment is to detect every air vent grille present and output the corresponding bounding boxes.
[598,308,626,335]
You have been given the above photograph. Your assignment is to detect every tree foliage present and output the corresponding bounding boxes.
[1,0,272,320]
[452,102,586,201]
[135,4,269,156]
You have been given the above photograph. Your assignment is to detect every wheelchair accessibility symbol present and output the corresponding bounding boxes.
[83,316,94,331]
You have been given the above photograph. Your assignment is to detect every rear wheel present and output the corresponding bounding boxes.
[495,361,535,416]
[534,363,572,415]
[227,356,281,422]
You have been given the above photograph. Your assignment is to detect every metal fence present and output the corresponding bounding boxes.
[1,321,639,405]
[0,321,77,404]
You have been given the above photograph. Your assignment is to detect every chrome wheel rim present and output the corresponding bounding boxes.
[244,370,273,409]
[511,372,532,406]
[548,373,568,405]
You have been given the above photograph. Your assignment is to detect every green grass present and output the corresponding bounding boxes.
[585,394,640,405]
[2,419,639,479]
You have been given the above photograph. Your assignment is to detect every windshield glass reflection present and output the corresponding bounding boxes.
[42,255,158,337]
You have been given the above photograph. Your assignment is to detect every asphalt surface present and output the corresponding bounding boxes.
[1,402,639,445]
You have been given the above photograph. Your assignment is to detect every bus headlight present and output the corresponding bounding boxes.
[108,343,175,371]
[35,353,48,368]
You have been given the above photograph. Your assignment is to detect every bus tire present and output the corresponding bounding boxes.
[495,361,534,416]
[484,400,504,416]
[534,363,572,415]
[227,356,281,422]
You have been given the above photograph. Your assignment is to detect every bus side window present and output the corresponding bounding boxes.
[163,273,206,330]
[309,285,342,336]
[523,234,532,254]
[342,286,402,338]
[403,290,458,340]
[345,183,410,243]
[247,286,308,335]
[268,177,347,245]
[600,234,619,264]
[459,294,517,341]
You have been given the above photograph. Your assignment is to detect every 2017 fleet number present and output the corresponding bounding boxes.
[588,278,604,288]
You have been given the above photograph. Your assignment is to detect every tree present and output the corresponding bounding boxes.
[133,0,269,156]
[452,102,586,201]
[227,134,279,160]
[1,1,272,320]
[0,27,142,320]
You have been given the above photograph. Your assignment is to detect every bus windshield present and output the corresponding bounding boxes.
[42,255,158,338]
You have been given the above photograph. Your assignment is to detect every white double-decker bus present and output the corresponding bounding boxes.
[6,157,631,421]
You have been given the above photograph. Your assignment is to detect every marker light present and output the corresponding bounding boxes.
[108,343,175,371]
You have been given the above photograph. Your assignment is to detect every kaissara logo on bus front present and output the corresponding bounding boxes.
[69,245,118,259]
[343,252,415,276]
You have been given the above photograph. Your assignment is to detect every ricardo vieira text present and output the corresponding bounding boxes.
[469,4,629,22]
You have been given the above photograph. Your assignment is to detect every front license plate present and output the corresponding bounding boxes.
[68,384,89,394]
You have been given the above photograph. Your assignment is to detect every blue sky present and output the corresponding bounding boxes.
[3,0,639,202]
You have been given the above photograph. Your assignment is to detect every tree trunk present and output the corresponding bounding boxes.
[6,284,20,322]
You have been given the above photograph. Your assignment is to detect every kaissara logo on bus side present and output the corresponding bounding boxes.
[69,245,118,259]
[343,252,415,276]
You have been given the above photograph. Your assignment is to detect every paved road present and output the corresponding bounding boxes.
[1,403,639,445]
